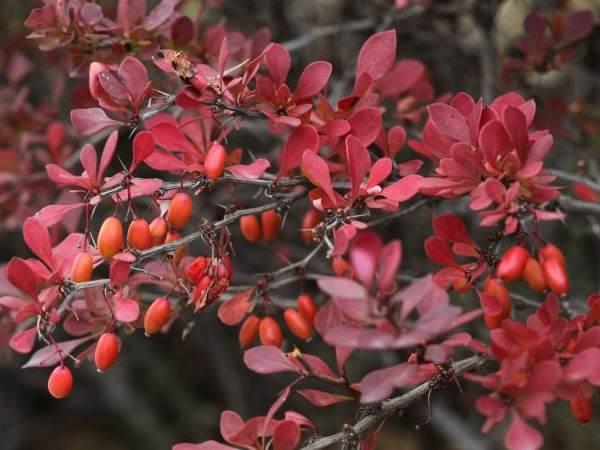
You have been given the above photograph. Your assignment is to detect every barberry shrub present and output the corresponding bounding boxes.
[1,1,600,449]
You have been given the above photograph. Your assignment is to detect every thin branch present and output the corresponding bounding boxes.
[299,355,487,450]
[548,169,600,192]
[367,198,431,227]
[283,18,376,52]
[557,195,600,216]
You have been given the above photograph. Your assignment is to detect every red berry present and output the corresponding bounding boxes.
[283,308,313,340]
[483,278,512,329]
[204,142,226,180]
[186,256,208,283]
[239,315,260,349]
[261,209,281,243]
[571,395,593,424]
[240,215,262,242]
[97,216,124,259]
[539,243,566,269]
[258,317,282,347]
[149,217,168,246]
[167,192,193,229]
[94,332,120,372]
[523,257,547,292]
[144,298,171,336]
[497,245,529,281]
[70,252,94,283]
[297,294,318,324]
[48,366,73,399]
[573,182,599,203]
[127,218,152,250]
[542,258,569,296]
[301,208,322,244]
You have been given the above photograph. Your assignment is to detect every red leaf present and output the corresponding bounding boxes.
[226,159,271,180]
[427,103,471,143]
[273,420,300,450]
[9,327,37,354]
[479,120,511,168]
[22,336,93,368]
[173,442,236,450]
[132,131,155,169]
[265,44,291,86]
[356,30,397,83]
[218,290,251,326]
[220,410,249,446]
[387,125,407,159]
[7,258,39,299]
[119,57,149,105]
[301,151,337,204]
[348,107,383,146]
[23,217,55,269]
[98,131,118,184]
[432,214,471,243]
[380,174,421,202]
[424,236,457,266]
[346,135,371,197]
[70,108,121,136]
[318,277,367,301]
[360,363,419,403]
[278,126,319,177]
[141,0,176,30]
[298,389,353,407]
[505,411,543,450]
[294,61,332,99]
[114,298,140,323]
[367,157,392,188]
[243,346,300,374]
[378,240,402,293]
[563,10,594,45]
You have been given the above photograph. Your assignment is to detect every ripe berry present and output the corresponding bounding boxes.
[70,252,94,283]
[283,308,313,340]
[240,215,262,242]
[483,278,512,329]
[127,218,152,250]
[94,332,120,372]
[97,216,124,259]
[542,258,569,296]
[261,209,281,242]
[301,208,322,244]
[523,257,547,292]
[167,192,193,229]
[297,294,318,324]
[144,297,171,336]
[239,315,260,349]
[497,245,529,282]
[452,274,472,293]
[204,142,226,180]
[165,230,185,263]
[571,395,593,424]
[258,317,282,347]
[186,256,208,283]
[47,366,73,399]
[149,216,168,246]
[539,243,566,269]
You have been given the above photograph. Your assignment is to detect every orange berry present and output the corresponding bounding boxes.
[571,395,593,424]
[542,258,569,296]
[539,243,566,269]
[283,308,313,340]
[483,278,512,329]
[165,230,185,263]
[70,252,94,283]
[523,257,547,292]
[149,216,168,246]
[258,317,282,347]
[261,209,281,242]
[127,218,152,250]
[167,192,193,229]
[48,366,73,399]
[239,315,260,349]
[497,245,529,282]
[240,215,262,242]
[94,332,120,372]
[452,275,472,293]
[297,294,318,324]
[204,142,226,180]
[301,208,322,244]
[97,216,124,259]
[144,297,171,336]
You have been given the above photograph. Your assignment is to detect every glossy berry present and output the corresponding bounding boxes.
[47,366,73,399]
[70,252,94,283]
[204,142,226,180]
[297,294,318,324]
[283,308,313,341]
[301,208,322,244]
[523,257,547,292]
[452,275,472,293]
[186,256,208,283]
[149,216,168,246]
[239,315,260,349]
[258,317,282,347]
[571,396,593,424]
[261,209,281,243]
[94,332,120,372]
[167,192,193,229]
[144,297,171,336]
[165,230,185,263]
[542,258,569,296]
[127,218,152,250]
[483,278,512,329]
[497,245,529,282]
[539,243,566,269]
[97,216,124,259]
[240,215,262,242]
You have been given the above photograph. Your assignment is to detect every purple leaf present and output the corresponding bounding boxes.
[243,346,300,374]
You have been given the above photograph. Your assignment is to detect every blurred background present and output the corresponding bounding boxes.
[1,1,600,449]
